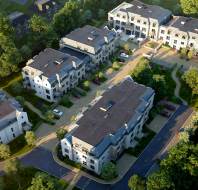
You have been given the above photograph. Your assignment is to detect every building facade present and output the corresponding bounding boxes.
[60,25,118,67]
[159,16,198,51]
[61,77,155,174]
[0,99,31,144]
[108,0,198,52]
[108,0,171,40]
[22,48,89,102]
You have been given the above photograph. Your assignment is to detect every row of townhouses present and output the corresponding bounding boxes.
[61,77,155,174]
[108,0,198,52]
[22,25,118,102]
[0,98,31,144]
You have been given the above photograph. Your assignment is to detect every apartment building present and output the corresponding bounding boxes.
[0,99,31,144]
[60,25,118,66]
[22,48,89,102]
[61,77,155,174]
[108,0,172,40]
[159,16,198,52]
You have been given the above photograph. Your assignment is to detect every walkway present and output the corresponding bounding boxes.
[171,65,188,105]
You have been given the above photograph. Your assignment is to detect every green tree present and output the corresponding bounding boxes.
[45,111,55,123]
[53,1,80,36]
[187,50,194,60]
[0,144,10,159]
[16,96,25,106]
[56,128,67,140]
[0,13,14,36]
[20,45,32,61]
[29,15,58,51]
[128,174,146,190]
[82,9,93,23]
[147,170,174,190]
[25,131,36,147]
[182,68,198,95]
[101,162,117,180]
[4,158,20,175]
[98,9,105,19]
[27,172,56,190]
[180,0,198,15]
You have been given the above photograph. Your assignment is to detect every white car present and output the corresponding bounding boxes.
[53,109,63,117]
[120,52,129,59]
[143,52,154,60]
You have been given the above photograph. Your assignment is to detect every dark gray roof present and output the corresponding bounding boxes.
[123,0,172,23]
[8,11,28,27]
[169,16,198,34]
[27,48,83,79]
[72,78,154,147]
[65,25,116,51]
[0,100,15,120]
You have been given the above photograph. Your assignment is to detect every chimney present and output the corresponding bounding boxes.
[72,61,77,68]
[104,36,108,43]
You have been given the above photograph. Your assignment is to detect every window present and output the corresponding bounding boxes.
[13,134,15,138]
[90,159,95,164]
[166,36,170,40]
[174,40,177,44]
[181,42,184,45]
[136,26,140,30]
[192,36,196,40]
[46,95,51,100]
[123,15,126,19]
[65,149,69,153]
[143,21,147,25]
[137,20,140,23]
[11,128,14,132]
[161,30,165,34]
[82,155,87,159]
[90,165,95,170]
[167,30,171,35]
[46,89,50,94]
[175,34,179,37]
[117,14,120,17]
[116,20,120,24]
[153,23,156,27]
[131,17,134,21]
[142,28,146,32]
[83,161,87,165]
[182,36,186,39]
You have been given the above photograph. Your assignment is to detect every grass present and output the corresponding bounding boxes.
[126,126,156,157]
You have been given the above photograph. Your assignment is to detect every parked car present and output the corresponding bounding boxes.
[164,103,176,111]
[160,110,171,118]
[120,52,129,59]
[53,109,63,117]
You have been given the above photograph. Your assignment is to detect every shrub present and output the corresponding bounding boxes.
[56,128,67,140]
[0,144,10,160]
[60,95,73,108]
[82,80,90,91]
[101,162,117,180]
[25,131,36,147]
[112,62,121,71]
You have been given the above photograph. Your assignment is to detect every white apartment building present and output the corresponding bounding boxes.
[108,0,171,40]
[61,77,155,174]
[159,16,198,52]
[0,99,31,144]
[60,25,118,66]
[22,48,90,102]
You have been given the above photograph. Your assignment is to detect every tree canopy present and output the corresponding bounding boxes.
[180,0,198,15]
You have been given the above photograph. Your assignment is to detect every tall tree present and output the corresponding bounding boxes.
[29,15,58,52]
[128,174,146,190]
[0,144,10,159]
[25,131,36,147]
[180,0,198,15]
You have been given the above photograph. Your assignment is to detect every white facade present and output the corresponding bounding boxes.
[22,48,86,102]
[61,78,155,174]
[0,100,31,144]
[108,1,171,40]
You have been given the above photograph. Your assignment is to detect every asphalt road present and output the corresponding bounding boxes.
[17,105,192,190]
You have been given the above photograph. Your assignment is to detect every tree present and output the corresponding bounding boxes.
[0,144,10,159]
[128,174,146,190]
[25,131,36,147]
[27,172,56,190]
[56,128,67,140]
[182,68,198,95]
[20,45,32,61]
[187,50,194,60]
[180,0,198,15]
[131,58,153,85]
[147,170,174,190]
[101,162,117,180]
[0,13,14,36]
[29,15,58,51]
[0,33,22,77]
[53,1,80,36]
[98,9,105,19]
[4,158,20,175]
[45,111,55,123]
[82,10,93,23]
[16,96,25,106]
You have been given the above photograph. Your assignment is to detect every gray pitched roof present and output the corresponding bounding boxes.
[72,78,154,148]
[122,0,172,23]
[65,25,116,51]
[168,16,198,34]
[27,48,83,79]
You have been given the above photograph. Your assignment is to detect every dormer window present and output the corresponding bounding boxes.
[117,14,120,17]
[175,34,179,37]
[182,36,186,39]
[131,17,134,21]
